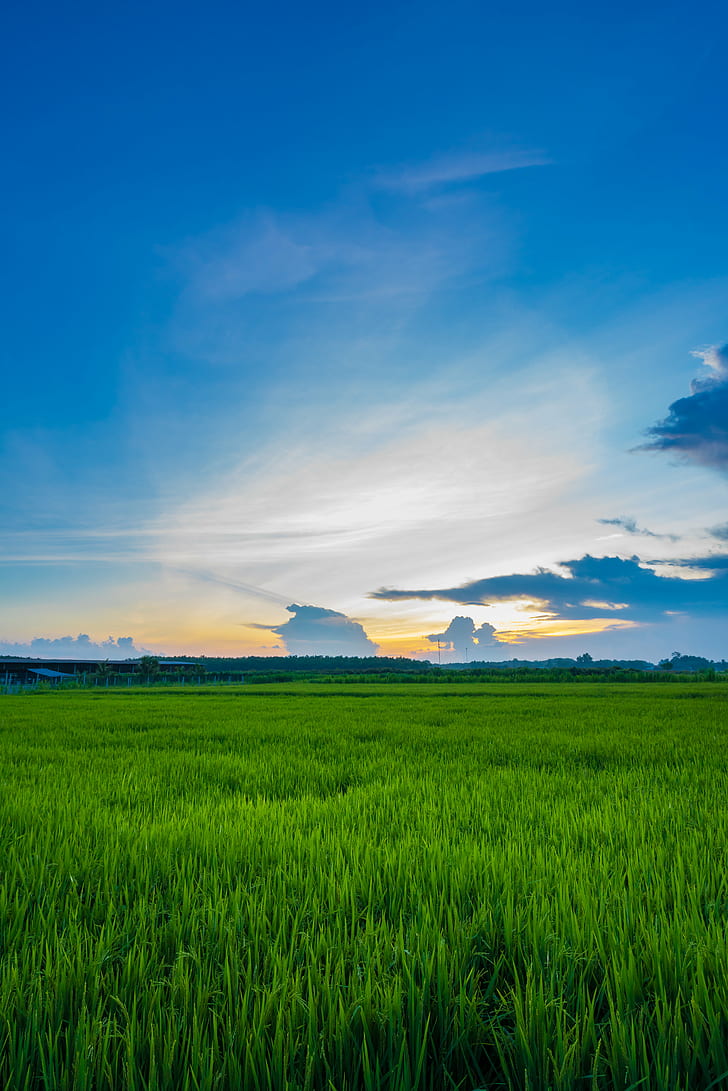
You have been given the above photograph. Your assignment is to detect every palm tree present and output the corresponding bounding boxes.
[137,656,160,684]
[95,659,114,687]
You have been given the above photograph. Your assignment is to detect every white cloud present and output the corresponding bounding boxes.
[690,343,728,382]
[374,149,550,193]
[173,196,502,317]
[188,217,318,300]
[169,144,536,324]
[148,363,607,630]
[261,604,379,656]
[0,634,151,660]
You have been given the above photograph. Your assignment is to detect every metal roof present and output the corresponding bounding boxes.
[28,668,75,678]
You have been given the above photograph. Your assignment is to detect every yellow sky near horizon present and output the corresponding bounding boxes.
[125,604,638,659]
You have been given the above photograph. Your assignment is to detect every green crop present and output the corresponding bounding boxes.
[1,683,727,1090]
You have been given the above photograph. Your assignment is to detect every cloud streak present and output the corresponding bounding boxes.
[597,516,679,541]
[172,568,294,607]
[374,149,550,193]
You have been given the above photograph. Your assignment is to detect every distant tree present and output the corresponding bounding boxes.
[137,656,160,682]
[175,664,205,682]
[576,653,593,665]
[93,660,115,686]
[668,654,712,672]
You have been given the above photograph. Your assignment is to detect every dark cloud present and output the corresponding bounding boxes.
[599,516,640,534]
[426,616,498,658]
[262,604,379,656]
[0,634,152,659]
[669,553,728,572]
[708,523,728,542]
[597,517,679,541]
[639,345,728,473]
[371,553,728,624]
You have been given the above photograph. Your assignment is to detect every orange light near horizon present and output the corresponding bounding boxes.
[374,637,441,659]
[366,599,639,654]
[493,617,637,644]
[133,603,639,659]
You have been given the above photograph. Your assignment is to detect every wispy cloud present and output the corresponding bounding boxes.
[147,386,599,614]
[184,216,318,302]
[708,522,728,542]
[170,569,294,607]
[374,149,550,193]
[597,516,680,541]
[173,194,503,318]
[169,143,541,334]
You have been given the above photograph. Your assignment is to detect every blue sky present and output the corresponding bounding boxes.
[2,0,727,660]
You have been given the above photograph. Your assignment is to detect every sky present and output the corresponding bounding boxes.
[2,0,727,662]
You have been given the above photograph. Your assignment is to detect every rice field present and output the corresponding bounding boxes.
[1,682,728,1090]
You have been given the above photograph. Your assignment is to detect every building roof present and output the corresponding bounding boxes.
[28,668,75,678]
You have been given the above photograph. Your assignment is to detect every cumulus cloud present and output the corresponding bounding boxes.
[260,605,379,657]
[640,344,728,473]
[0,634,152,660]
[426,616,498,658]
[372,553,728,624]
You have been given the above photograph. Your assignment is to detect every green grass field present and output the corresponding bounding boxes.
[1,683,728,1090]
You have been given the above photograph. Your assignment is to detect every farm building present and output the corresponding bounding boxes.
[0,659,199,684]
